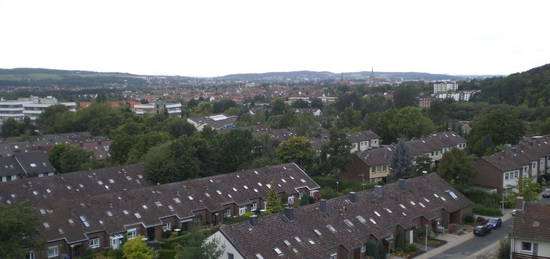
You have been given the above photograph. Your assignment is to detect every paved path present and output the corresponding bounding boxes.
[429,217,512,259]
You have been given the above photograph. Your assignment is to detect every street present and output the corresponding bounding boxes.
[430,218,512,259]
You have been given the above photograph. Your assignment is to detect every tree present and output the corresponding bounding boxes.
[270,98,287,115]
[393,86,418,108]
[293,113,320,137]
[191,102,213,116]
[364,107,436,144]
[0,203,43,258]
[265,185,283,213]
[110,134,137,164]
[127,131,171,162]
[414,155,432,176]
[144,139,202,184]
[277,136,315,169]
[37,105,73,133]
[48,144,93,173]
[174,225,224,259]
[437,148,477,186]
[336,107,362,130]
[389,141,413,182]
[310,98,323,109]
[468,107,525,156]
[517,177,540,201]
[212,98,237,113]
[291,99,310,108]
[319,129,352,176]
[122,235,156,259]
[216,129,257,173]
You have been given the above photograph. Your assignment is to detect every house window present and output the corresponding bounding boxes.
[287,196,295,205]
[47,246,59,258]
[228,253,234,259]
[27,251,36,259]
[224,208,231,218]
[162,223,171,232]
[252,202,258,211]
[521,242,533,252]
[329,253,338,259]
[89,238,100,248]
[239,206,246,216]
[127,228,137,239]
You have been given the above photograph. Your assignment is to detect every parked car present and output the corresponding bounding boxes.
[542,191,550,198]
[474,225,491,236]
[485,218,502,229]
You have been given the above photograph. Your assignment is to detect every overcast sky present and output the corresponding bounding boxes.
[1,0,549,77]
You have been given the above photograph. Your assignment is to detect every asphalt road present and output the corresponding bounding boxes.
[430,218,512,259]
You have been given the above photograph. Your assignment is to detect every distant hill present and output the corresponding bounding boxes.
[0,67,492,88]
[0,68,148,88]
[217,70,476,82]
[465,63,550,107]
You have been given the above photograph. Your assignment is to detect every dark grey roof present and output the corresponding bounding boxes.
[14,152,56,176]
[220,173,473,259]
[0,156,24,178]
[347,130,380,143]
[480,134,550,172]
[188,114,237,130]
[406,131,466,156]
[356,146,394,166]
[3,163,319,244]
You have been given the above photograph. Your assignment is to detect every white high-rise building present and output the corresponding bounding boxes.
[0,96,76,124]
[433,81,458,94]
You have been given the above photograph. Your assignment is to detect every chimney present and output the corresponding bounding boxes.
[374,185,384,198]
[79,141,83,147]
[284,207,295,221]
[349,192,357,203]
[398,179,407,189]
[249,215,258,226]
[319,199,327,213]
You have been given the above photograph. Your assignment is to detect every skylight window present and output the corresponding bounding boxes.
[410,201,416,206]
[30,163,37,167]
[209,179,214,183]
[33,191,38,196]
[256,254,264,259]
[40,209,46,215]
[294,236,302,243]
[236,174,240,178]
[326,224,337,233]
[344,219,354,228]
[142,205,148,210]
[106,211,113,216]
[314,229,322,236]
[108,179,115,184]
[232,187,238,192]
[402,212,407,216]
[424,198,430,203]
[356,215,367,224]
[283,240,291,246]
[257,182,263,186]
[123,210,129,215]
[254,170,259,175]
[399,204,406,209]
[168,205,174,211]
[188,196,194,201]
[68,219,74,224]
[433,193,439,198]
[216,190,222,195]
[66,185,72,190]
[300,179,306,183]
[97,180,103,185]
[384,208,393,213]
[446,190,458,199]
[43,222,50,228]
[243,185,249,189]
[134,213,141,219]
[308,239,315,245]
[419,202,426,208]
[79,216,90,227]
[281,179,287,183]
[369,218,377,224]
[154,201,162,207]
[266,184,271,189]
[228,194,233,198]
[205,192,211,198]
[79,184,84,188]
[274,247,283,256]
[441,196,447,201]
[46,189,51,193]
[173,197,181,203]
[254,189,258,192]
[374,211,381,217]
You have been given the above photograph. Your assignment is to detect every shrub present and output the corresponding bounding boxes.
[404,244,417,253]
[463,213,475,224]
[475,216,486,224]
[158,249,177,259]
[497,238,511,259]
[473,204,503,216]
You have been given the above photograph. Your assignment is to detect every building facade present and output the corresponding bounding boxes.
[0,96,76,124]
[510,201,550,259]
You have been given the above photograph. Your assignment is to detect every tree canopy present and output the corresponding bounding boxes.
[0,203,43,258]
[437,148,477,186]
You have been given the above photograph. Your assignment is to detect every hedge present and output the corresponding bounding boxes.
[472,204,503,216]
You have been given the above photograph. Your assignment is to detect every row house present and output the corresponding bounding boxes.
[510,201,550,259]
[347,130,380,153]
[0,151,56,182]
[406,131,467,164]
[4,163,318,259]
[187,114,238,131]
[0,132,111,161]
[209,173,473,259]
[474,135,550,194]
[343,146,394,183]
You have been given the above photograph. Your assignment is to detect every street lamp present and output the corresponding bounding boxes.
[336,181,340,193]
[425,224,428,252]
